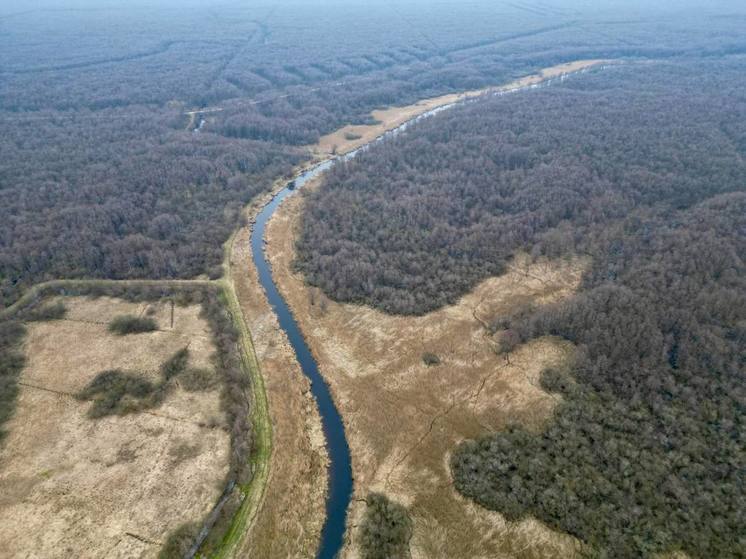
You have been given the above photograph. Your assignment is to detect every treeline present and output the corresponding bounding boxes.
[297,58,746,556]
[0,282,255,555]
[3,4,745,309]
[453,192,745,557]
[5,3,744,111]
[0,109,303,307]
[4,3,745,112]
[295,58,746,314]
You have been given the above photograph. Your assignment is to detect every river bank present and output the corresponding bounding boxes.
[228,58,612,558]
[226,185,329,558]
[311,59,611,158]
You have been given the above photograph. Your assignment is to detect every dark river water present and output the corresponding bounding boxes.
[248,65,602,558]
[250,157,350,559]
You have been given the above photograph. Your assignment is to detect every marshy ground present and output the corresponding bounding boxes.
[267,184,589,558]
[0,296,229,558]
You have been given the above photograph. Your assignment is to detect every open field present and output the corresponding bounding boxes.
[212,60,613,556]
[266,183,590,558]
[311,59,611,157]
[0,296,229,558]
[226,190,329,558]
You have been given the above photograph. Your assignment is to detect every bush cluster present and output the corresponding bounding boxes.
[358,493,412,559]
[21,301,67,322]
[77,369,165,418]
[108,314,158,335]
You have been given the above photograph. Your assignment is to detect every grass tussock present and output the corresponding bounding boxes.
[108,314,158,335]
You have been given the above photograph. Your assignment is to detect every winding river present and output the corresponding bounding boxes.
[249,64,607,559]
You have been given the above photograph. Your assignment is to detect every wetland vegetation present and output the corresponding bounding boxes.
[3,1,746,557]
[296,58,746,557]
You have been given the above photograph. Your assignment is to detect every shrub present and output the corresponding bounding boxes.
[421,352,440,366]
[180,367,218,392]
[161,347,190,380]
[108,315,158,335]
[23,301,67,321]
[76,369,165,418]
[358,493,412,559]
[159,522,200,559]
[495,329,520,356]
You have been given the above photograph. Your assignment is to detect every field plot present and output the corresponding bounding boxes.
[267,188,588,558]
[0,297,229,558]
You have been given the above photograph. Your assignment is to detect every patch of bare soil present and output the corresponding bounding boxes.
[0,297,230,559]
[228,191,328,558]
[266,185,589,558]
[311,59,610,157]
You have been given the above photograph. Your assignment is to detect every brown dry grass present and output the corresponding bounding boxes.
[266,184,590,558]
[224,59,611,556]
[311,59,610,157]
[0,297,230,559]
[229,192,328,558]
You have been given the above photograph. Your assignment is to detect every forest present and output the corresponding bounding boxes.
[297,58,745,556]
[452,191,745,557]
[3,1,746,307]
[296,58,746,314]
[2,2,745,557]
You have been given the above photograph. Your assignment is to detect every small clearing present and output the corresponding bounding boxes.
[0,297,230,559]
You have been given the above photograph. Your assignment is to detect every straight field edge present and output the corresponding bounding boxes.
[0,272,272,559]
[204,230,274,559]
